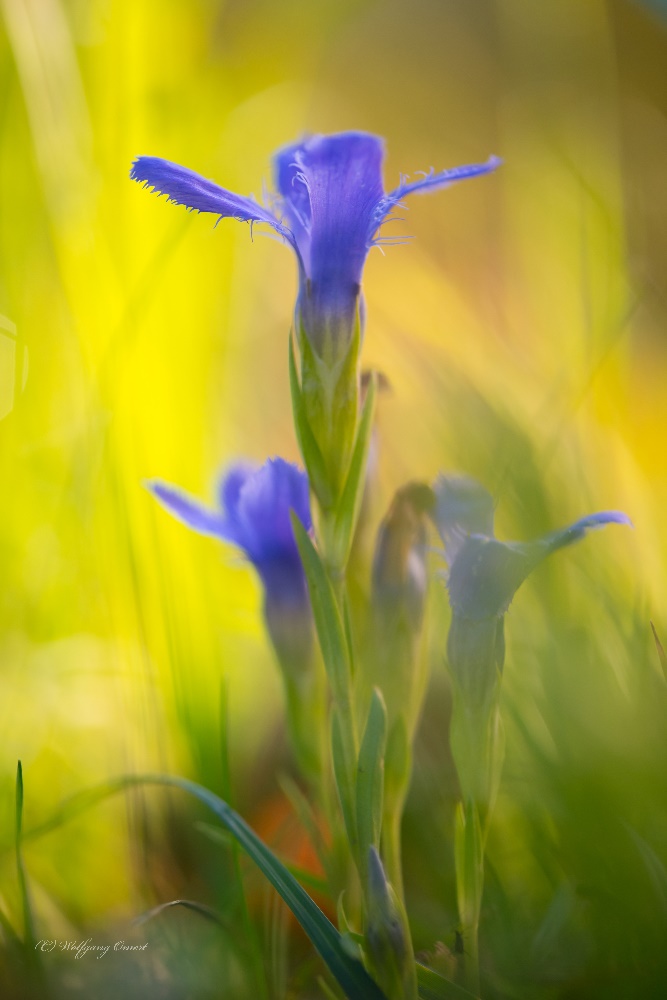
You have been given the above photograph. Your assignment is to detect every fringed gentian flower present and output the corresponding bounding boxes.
[131,132,499,358]
[432,475,630,988]
[148,458,312,666]
[434,475,631,692]
[432,474,631,801]
[149,457,325,778]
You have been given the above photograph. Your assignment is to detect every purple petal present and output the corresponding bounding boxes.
[147,479,237,542]
[273,141,313,266]
[289,133,385,348]
[540,510,633,556]
[235,458,312,565]
[218,462,257,519]
[373,155,501,237]
[130,156,297,247]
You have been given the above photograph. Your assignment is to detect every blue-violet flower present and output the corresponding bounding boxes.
[148,458,312,663]
[131,132,499,355]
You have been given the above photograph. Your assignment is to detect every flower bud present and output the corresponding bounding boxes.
[365,847,417,1000]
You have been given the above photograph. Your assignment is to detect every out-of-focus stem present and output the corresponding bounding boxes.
[382,807,405,906]
[455,799,484,997]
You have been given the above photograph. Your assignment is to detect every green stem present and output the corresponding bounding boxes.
[382,808,404,906]
[283,668,328,787]
[455,799,484,996]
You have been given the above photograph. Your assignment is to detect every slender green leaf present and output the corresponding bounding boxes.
[197,824,330,908]
[15,762,35,951]
[454,800,484,928]
[651,621,667,682]
[342,593,358,679]
[356,689,387,883]
[133,898,224,928]
[152,775,386,1000]
[29,773,386,1000]
[291,516,350,703]
[289,334,333,509]
[278,773,331,882]
[417,964,480,1000]
[332,708,358,859]
[626,823,667,917]
[319,974,346,1000]
[0,902,21,947]
[333,373,376,564]
[336,895,364,962]
[218,680,268,1000]
[384,716,411,809]
[298,313,361,496]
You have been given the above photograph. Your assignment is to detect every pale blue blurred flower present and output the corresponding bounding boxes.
[433,475,631,625]
[431,474,631,711]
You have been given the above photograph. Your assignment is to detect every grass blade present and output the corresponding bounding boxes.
[146,775,387,1000]
[133,898,225,928]
[15,761,36,952]
[417,963,480,1000]
[28,773,387,1000]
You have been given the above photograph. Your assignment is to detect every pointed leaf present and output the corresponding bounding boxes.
[384,716,411,811]
[356,689,387,883]
[454,800,484,934]
[289,334,333,509]
[651,622,667,682]
[333,373,377,566]
[155,775,387,1000]
[298,312,361,495]
[15,762,36,952]
[417,964,480,1000]
[27,774,387,999]
[133,898,224,928]
[291,515,350,703]
[332,708,358,859]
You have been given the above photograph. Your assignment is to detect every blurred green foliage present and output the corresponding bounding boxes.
[1,0,666,996]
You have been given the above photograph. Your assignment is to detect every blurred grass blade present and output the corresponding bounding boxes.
[218,680,268,1000]
[24,776,138,841]
[319,975,346,1000]
[650,621,667,682]
[278,773,331,880]
[30,773,386,1000]
[0,316,28,421]
[15,761,36,951]
[0,902,22,949]
[145,775,387,1000]
[626,824,667,917]
[133,898,225,928]
[417,963,480,999]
